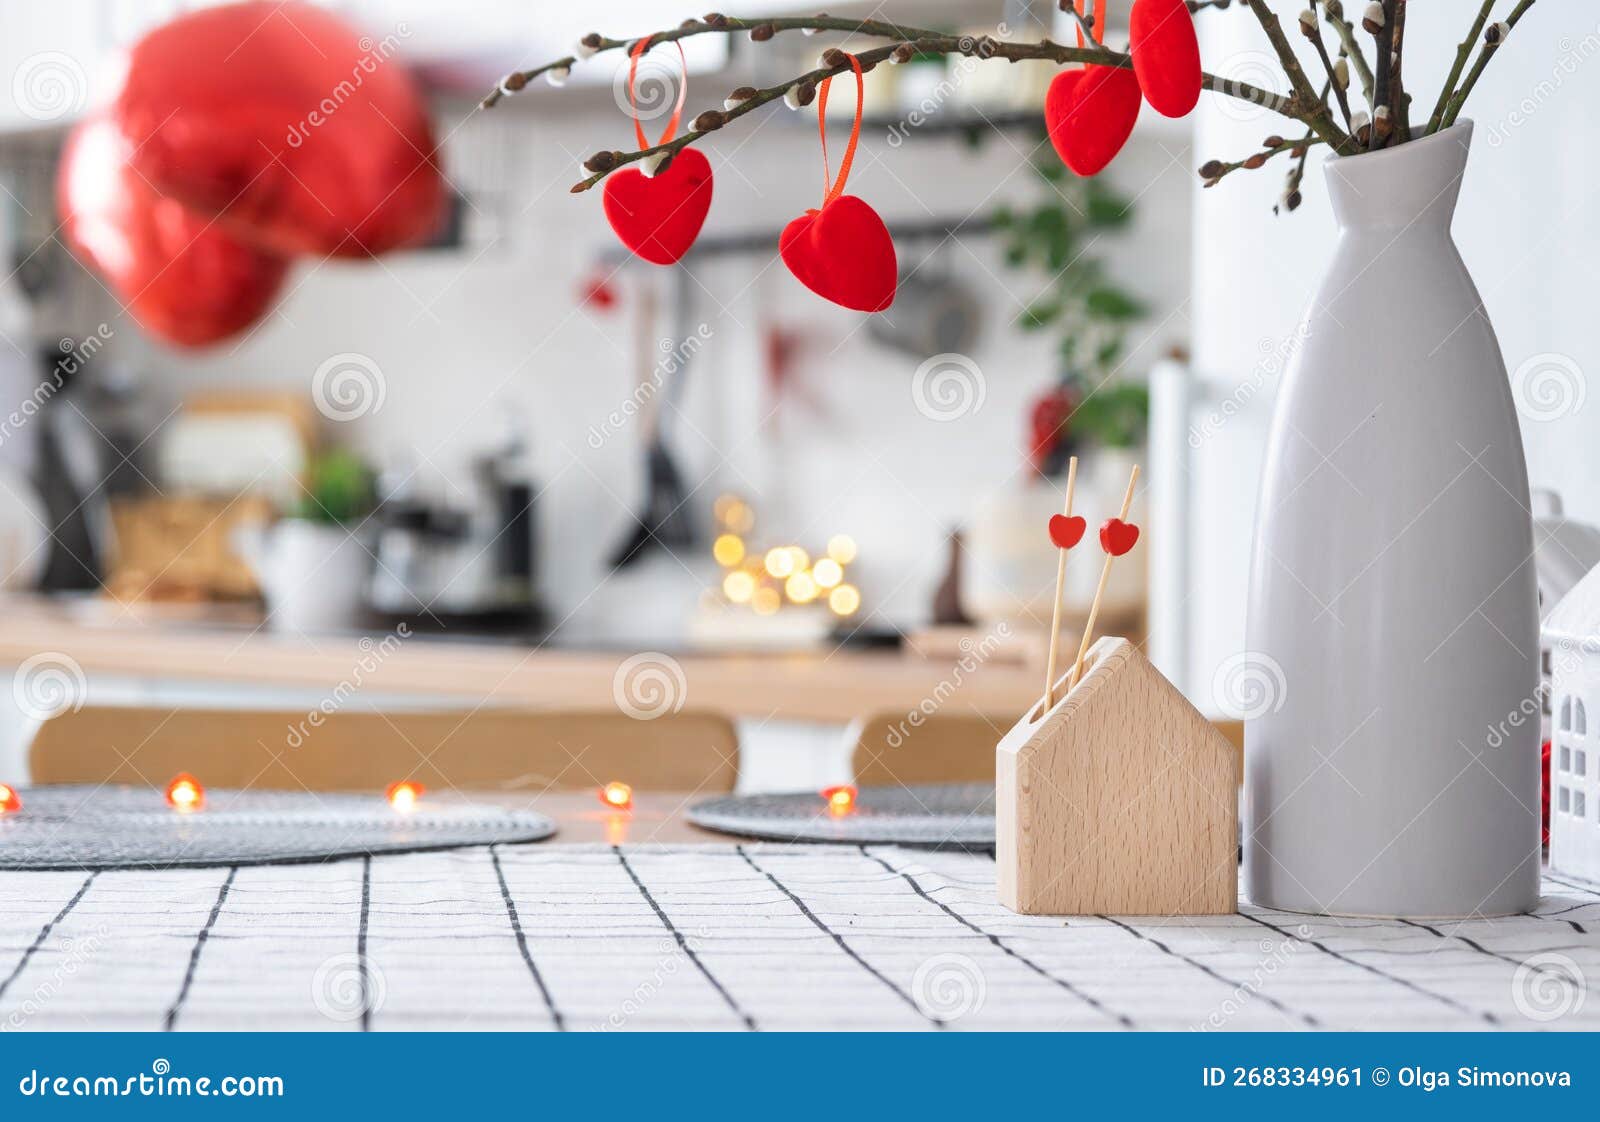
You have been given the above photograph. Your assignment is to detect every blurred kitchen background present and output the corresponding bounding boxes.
[0,0,1593,788]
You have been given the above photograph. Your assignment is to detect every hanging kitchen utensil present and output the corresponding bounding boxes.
[608,266,698,567]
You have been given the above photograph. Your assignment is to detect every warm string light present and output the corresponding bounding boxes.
[0,783,20,814]
[709,495,860,617]
[386,781,424,810]
[821,785,858,817]
[600,781,634,811]
[165,773,204,812]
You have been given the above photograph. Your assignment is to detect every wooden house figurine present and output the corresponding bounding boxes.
[996,635,1239,915]
[1543,562,1600,880]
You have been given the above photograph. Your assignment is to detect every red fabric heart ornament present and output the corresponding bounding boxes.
[602,39,712,265]
[1129,0,1203,118]
[58,117,288,348]
[1045,65,1143,176]
[603,149,714,266]
[1099,517,1141,557]
[1048,514,1087,550]
[780,53,897,312]
[113,1,445,258]
[780,197,897,313]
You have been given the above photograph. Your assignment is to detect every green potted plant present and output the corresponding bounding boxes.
[234,448,376,634]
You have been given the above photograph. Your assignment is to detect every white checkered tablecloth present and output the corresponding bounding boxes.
[2,844,1596,1031]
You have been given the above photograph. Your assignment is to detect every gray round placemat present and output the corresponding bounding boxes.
[689,783,993,849]
[0,786,556,870]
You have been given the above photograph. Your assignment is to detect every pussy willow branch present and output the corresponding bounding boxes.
[1390,0,1411,142]
[1202,134,1326,188]
[485,14,1325,189]
[1427,0,1492,134]
[1302,17,1353,129]
[1319,1,1374,105]
[1440,0,1537,131]
[1240,0,1353,153]
[1368,0,1395,149]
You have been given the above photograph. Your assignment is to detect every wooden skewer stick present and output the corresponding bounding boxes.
[1043,456,1080,711]
[1068,462,1141,692]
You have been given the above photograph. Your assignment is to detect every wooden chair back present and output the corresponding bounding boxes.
[849,711,1005,787]
[28,706,739,794]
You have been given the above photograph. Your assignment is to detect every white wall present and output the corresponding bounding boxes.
[1185,0,1599,703]
[108,86,1193,640]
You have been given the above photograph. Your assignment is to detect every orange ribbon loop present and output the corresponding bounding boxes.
[628,37,689,152]
[815,52,865,205]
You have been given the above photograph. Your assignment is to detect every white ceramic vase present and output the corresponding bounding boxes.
[1243,123,1540,918]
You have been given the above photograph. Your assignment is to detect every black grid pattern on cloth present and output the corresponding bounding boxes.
[1,845,1597,1031]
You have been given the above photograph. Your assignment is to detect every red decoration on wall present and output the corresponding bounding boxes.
[1045,65,1143,177]
[113,1,445,258]
[1099,517,1140,556]
[1028,386,1074,470]
[1542,738,1552,846]
[58,117,289,349]
[1129,0,1203,118]
[603,39,713,265]
[779,54,896,312]
[1048,514,1087,550]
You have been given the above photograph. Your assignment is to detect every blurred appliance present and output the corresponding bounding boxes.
[367,436,540,632]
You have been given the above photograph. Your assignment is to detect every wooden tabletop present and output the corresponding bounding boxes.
[0,597,1048,723]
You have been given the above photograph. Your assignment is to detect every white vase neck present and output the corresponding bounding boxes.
[1323,121,1473,234]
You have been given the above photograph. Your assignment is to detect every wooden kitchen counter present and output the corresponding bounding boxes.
[0,597,1045,723]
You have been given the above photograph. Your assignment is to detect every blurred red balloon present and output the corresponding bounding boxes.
[58,117,289,348]
[113,1,445,258]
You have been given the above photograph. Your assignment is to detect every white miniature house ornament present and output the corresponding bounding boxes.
[1542,564,1600,882]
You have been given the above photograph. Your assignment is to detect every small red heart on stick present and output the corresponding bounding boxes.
[1099,517,1140,557]
[1129,0,1203,118]
[781,195,897,312]
[602,148,714,266]
[1048,514,1087,550]
[1045,64,1142,177]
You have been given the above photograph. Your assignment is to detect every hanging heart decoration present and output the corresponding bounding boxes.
[1046,65,1143,177]
[779,53,897,312]
[1099,517,1141,557]
[1129,0,1203,118]
[1048,514,1087,550]
[1047,1,1142,177]
[602,39,713,265]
